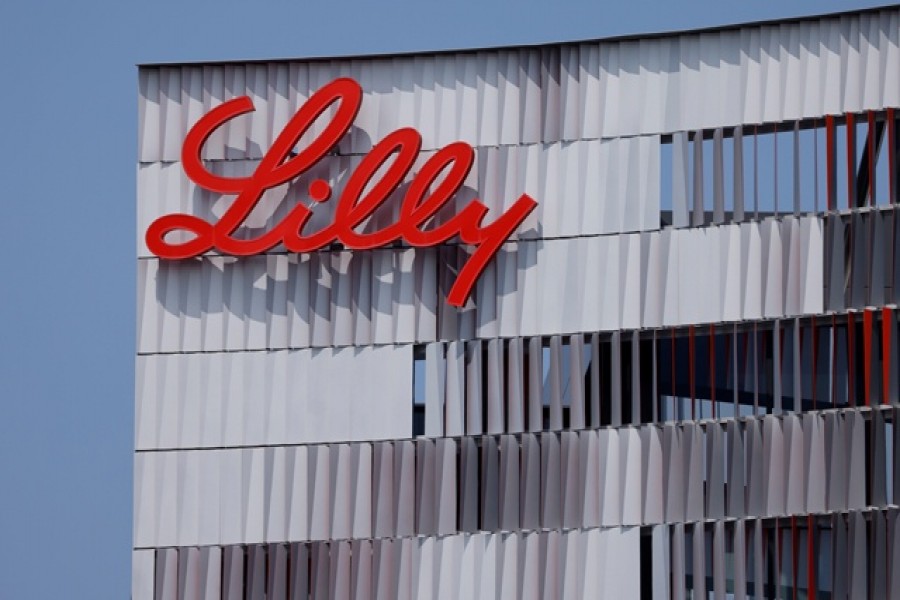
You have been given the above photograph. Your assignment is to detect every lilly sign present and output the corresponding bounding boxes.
[146,77,538,307]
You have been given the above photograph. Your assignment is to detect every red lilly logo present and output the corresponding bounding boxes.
[146,77,538,307]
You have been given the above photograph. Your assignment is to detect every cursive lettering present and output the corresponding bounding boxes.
[145,77,538,307]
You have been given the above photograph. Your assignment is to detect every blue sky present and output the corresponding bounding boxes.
[0,0,884,597]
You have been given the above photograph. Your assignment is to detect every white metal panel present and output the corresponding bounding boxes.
[132,549,155,600]
[599,527,641,598]
[136,345,412,450]
[264,447,289,543]
[286,446,309,542]
[620,427,642,526]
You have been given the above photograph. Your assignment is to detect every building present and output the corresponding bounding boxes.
[133,5,900,598]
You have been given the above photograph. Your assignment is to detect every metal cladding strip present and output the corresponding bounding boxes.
[137,9,900,161]
[656,510,900,598]
[664,113,900,234]
[137,527,640,600]
[154,547,177,599]
[825,207,900,311]
[477,308,900,431]
[136,136,660,258]
[131,549,154,600]
[136,294,900,440]
[135,346,413,451]
[132,409,890,548]
[136,507,900,600]
[423,342,445,438]
[136,215,824,353]
[650,526,671,600]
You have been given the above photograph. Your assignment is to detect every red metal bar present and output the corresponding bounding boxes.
[798,324,805,408]
[863,309,873,406]
[831,315,837,408]
[754,323,760,414]
[848,312,856,407]
[779,321,786,409]
[762,526,769,596]
[689,325,696,420]
[807,515,816,600]
[885,308,894,405]
[886,516,893,598]
[812,316,818,408]
[776,518,783,600]
[726,330,733,409]
[791,516,798,599]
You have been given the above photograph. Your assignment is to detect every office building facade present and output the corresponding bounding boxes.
[134,6,900,598]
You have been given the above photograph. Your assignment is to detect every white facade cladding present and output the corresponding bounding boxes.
[136,6,900,600]
[135,346,413,450]
[137,9,899,160]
